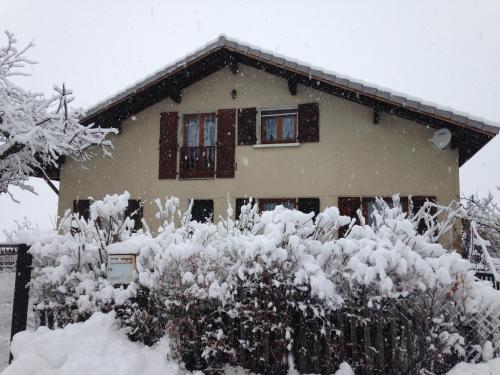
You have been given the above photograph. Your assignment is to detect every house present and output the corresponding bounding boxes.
[56,36,498,232]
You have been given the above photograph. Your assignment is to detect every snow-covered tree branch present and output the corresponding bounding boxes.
[0,31,117,196]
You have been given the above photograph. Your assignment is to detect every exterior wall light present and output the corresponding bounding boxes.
[231,89,237,100]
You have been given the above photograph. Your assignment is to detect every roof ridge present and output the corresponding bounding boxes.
[82,36,499,136]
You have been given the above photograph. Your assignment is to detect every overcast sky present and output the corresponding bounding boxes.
[1,0,499,238]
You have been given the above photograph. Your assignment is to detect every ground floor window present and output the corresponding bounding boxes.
[73,199,91,220]
[190,199,214,223]
[338,195,435,234]
[235,197,320,219]
[259,198,296,212]
[73,198,143,231]
[362,197,409,226]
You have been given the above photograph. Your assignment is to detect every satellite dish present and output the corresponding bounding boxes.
[430,128,452,149]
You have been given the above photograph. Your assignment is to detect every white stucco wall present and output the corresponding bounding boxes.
[58,64,459,231]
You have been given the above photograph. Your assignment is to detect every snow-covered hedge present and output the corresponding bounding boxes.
[21,193,500,374]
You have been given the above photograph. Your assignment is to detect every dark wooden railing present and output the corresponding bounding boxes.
[179,146,215,178]
[476,271,500,290]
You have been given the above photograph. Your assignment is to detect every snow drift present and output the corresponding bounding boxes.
[3,312,182,375]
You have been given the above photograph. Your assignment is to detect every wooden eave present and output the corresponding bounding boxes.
[80,37,498,167]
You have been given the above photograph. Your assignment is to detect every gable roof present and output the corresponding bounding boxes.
[81,35,498,166]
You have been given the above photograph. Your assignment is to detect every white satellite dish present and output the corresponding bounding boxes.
[430,128,452,149]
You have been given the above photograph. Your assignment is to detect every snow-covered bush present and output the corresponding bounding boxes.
[23,191,141,326]
[463,194,500,258]
[24,193,500,374]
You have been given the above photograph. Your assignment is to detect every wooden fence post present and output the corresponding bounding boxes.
[9,244,32,364]
[390,319,399,374]
[262,329,270,374]
[376,320,385,372]
[350,319,359,368]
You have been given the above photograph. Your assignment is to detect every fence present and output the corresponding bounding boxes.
[0,244,32,364]
[166,297,467,375]
[475,271,500,290]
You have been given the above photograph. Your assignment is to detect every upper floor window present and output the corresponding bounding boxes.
[261,108,297,144]
[181,113,217,178]
[184,113,216,147]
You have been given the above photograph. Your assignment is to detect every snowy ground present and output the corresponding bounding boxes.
[0,271,35,373]
[0,272,15,372]
[447,358,500,374]
[3,312,189,375]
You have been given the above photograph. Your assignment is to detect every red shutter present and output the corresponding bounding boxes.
[216,108,236,178]
[159,112,178,179]
[237,107,257,145]
[298,102,319,143]
[338,197,361,237]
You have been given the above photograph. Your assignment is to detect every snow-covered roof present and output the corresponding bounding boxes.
[82,35,499,137]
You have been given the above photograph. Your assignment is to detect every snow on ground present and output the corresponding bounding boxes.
[2,312,185,375]
[0,271,35,373]
[447,358,500,375]
[0,272,15,372]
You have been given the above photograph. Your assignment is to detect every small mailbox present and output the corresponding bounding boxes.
[107,254,136,285]
[106,241,142,286]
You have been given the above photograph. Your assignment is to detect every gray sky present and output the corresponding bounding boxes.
[1,0,500,238]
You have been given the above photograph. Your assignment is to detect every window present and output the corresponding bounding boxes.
[259,198,297,212]
[261,108,297,144]
[125,199,143,232]
[339,196,433,229]
[362,197,409,226]
[236,197,320,219]
[362,198,393,226]
[235,198,257,220]
[73,199,91,220]
[191,199,214,223]
[180,113,216,178]
[184,113,216,147]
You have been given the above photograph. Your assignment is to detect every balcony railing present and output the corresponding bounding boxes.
[179,146,215,178]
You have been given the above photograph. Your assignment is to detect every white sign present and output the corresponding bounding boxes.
[107,254,136,285]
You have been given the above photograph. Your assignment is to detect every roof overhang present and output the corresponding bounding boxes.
[81,36,498,167]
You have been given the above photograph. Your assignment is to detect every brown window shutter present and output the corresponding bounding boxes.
[237,107,257,145]
[159,112,178,179]
[73,199,90,220]
[411,196,437,234]
[298,102,319,143]
[338,197,361,237]
[216,109,236,178]
[297,198,320,217]
[125,199,143,232]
